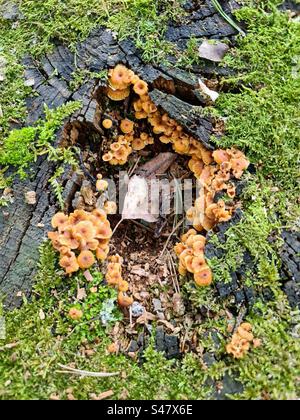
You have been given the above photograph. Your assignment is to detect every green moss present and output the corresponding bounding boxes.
[0,101,81,178]
[0,242,210,400]
[215,7,300,195]
[231,300,300,400]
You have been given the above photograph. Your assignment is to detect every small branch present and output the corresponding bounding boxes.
[159,219,184,258]
[57,364,119,378]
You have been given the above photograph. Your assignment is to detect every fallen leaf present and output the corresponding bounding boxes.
[83,270,93,282]
[198,40,230,62]
[136,311,157,325]
[198,78,219,102]
[77,287,87,301]
[39,309,45,321]
[122,175,158,223]
[90,390,114,400]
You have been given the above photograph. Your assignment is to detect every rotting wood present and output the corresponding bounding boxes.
[0,1,241,308]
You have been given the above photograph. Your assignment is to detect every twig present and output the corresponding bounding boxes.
[57,364,119,378]
[129,306,133,328]
[128,156,141,178]
[112,218,124,236]
[159,219,184,259]
[168,251,180,294]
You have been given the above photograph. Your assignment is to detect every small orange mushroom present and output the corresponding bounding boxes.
[51,212,68,231]
[194,266,213,287]
[107,87,130,101]
[103,152,114,162]
[133,80,148,96]
[96,247,109,261]
[74,221,96,242]
[120,119,134,134]
[102,119,113,129]
[60,253,80,275]
[118,292,133,308]
[118,280,129,292]
[103,201,117,215]
[96,179,109,192]
[69,308,83,321]
[77,250,95,269]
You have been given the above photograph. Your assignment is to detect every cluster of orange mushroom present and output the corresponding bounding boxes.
[106,64,148,102]
[48,209,112,275]
[226,323,261,359]
[103,65,156,164]
[186,148,250,232]
[106,255,133,308]
[174,229,213,287]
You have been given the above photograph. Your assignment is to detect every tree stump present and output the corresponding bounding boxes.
[0,1,241,308]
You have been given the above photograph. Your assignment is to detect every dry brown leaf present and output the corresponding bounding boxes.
[83,270,93,282]
[136,311,157,324]
[198,40,229,62]
[39,309,45,321]
[77,287,87,301]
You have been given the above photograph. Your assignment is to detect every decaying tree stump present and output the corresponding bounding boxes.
[0,1,243,308]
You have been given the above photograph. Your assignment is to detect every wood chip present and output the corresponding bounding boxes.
[90,390,114,400]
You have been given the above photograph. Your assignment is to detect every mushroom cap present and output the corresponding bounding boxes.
[174,242,186,256]
[104,201,117,215]
[69,209,89,225]
[114,145,129,160]
[77,250,95,269]
[192,240,205,257]
[102,118,113,129]
[74,221,96,242]
[69,308,83,321]
[118,292,133,308]
[213,149,230,165]
[109,255,124,264]
[85,239,99,251]
[132,138,146,151]
[184,255,194,274]
[106,270,122,286]
[107,87,130,101]
[96,179,109,192]
[120,119,134,134]
[133,80,148,96]
[96,247,109,261]
[135,111,148,120]
[95,222,113,240]
[51,212,68,230]
[60,253,80,274]
[59,228,80,250]
[191,256,206,274]
[181,229,197,243]
[103,152,114,162]
[109,64,130,90]
[118,280,129,292]
[92,208,108,222]
[237,325,254,342]
[110,142,121,152]
[194,266,213,286]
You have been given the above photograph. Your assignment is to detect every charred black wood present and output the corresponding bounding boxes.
[281,230,300,308]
